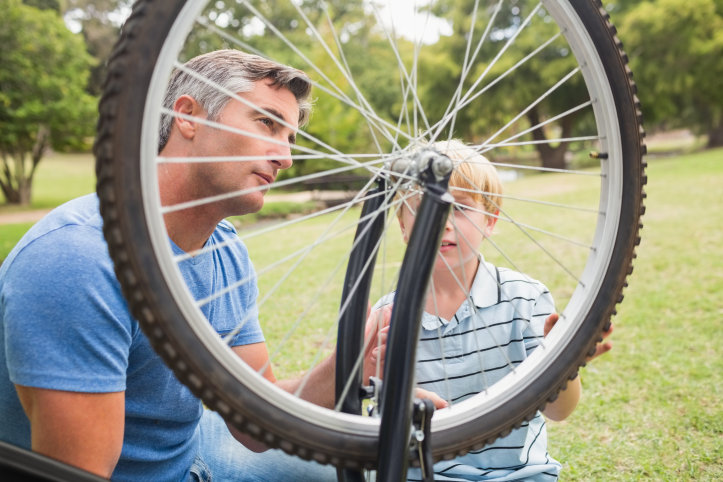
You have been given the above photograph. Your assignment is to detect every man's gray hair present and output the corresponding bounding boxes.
[158,49,312,151]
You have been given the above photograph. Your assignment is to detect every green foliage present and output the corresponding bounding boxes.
[620,0,723,145]
[63,1,132,95]
[22,0,60,11]
[0,0,97,204]
[417,0,594,168]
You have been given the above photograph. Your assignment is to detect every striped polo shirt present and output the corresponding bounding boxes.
[377,257,562,481]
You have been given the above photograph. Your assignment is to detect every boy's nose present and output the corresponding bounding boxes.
[444,211,455,230]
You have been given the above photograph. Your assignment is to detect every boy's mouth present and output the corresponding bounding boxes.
[439,241,457,251]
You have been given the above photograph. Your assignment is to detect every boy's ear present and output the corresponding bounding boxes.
[172,95,203,140]
[483,211,499,238]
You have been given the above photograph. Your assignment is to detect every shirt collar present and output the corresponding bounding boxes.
[468,256,500,309]
[420,255,499,331]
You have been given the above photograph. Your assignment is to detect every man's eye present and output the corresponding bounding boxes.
[260,118,274,127]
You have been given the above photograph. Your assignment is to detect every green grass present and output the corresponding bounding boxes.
[244,148,723,479]
[547,148,723,480]
[0,152,96,262]
[0,223,35,261]
[0,152,96,212]
[0,149,721,478]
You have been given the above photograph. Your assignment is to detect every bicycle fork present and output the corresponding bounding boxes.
[335,149,454,481]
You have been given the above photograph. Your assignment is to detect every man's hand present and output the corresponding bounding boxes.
[414,387,448,410]
[543,313,613,362]
[362,304,392,381]
[362,305,448,410]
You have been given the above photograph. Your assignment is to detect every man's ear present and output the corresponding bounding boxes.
[173,95,203,140]
[398,215,409,243]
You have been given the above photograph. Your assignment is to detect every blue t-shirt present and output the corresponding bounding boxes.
[0,194,264,481]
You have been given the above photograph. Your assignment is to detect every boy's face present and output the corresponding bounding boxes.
[398,192,497,274]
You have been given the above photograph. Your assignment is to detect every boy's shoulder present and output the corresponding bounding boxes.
[476,260,549,302]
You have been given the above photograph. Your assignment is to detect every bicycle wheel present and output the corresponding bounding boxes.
[95,0,645,469]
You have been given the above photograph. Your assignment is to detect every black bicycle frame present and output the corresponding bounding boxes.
[334,151,453,482]
[376,160,452,481]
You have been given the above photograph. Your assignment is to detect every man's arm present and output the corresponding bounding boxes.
[230,342,336,408]
[224,342,334,452]
[15,385,124,478]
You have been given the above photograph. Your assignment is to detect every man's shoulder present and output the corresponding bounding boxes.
[210,219,250,261]
[0,194,111,288]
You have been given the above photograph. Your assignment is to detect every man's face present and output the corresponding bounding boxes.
[191,79,300,217]
[399,192,495,274]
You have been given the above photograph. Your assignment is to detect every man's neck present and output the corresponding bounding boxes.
[158,163,222,254]
[164,211,218,254]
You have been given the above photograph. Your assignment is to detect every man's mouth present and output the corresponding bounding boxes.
[255,172,274,185]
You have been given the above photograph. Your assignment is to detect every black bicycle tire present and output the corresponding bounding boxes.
[426,0,646,458]
[96,0,381,470]
[94,0,646,469]
[0,441,107,482]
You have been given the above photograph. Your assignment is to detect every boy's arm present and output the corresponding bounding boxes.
[541,374,581,421]
[541,314,613,421]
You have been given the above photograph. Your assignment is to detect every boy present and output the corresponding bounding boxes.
[374,140,611,481]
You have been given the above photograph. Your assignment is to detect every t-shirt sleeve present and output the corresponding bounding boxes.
[3,226,132,393]
[225,265,264,347]
[208,235,264,348]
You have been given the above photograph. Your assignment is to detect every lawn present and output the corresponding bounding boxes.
[547,148,723,480]
[1,152,97,212]
[0,148,721,478]
[240,148,722,480]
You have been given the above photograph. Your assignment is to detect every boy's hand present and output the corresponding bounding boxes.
[543,313,613,362]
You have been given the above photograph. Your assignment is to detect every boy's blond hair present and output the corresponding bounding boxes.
[398,140,503,216]
[442,139,503,215]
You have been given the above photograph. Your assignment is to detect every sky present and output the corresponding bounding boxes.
[64,1,450,44]
[375,0,451,44]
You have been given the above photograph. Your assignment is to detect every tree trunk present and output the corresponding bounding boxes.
[0,151,32,206]
[0,126,49,205]
[18,179,32,206]
[526,107,573,170]
[707,118,723,148]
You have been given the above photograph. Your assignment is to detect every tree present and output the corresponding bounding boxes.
[620,0,723,147]
[62,0,132,95]
[0,0,97,205]
[419,0,592,169]
[23,0,60,11]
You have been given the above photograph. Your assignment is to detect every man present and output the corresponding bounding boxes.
[0,50,348,481]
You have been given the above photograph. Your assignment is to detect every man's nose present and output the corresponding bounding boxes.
[270,142,293,170]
